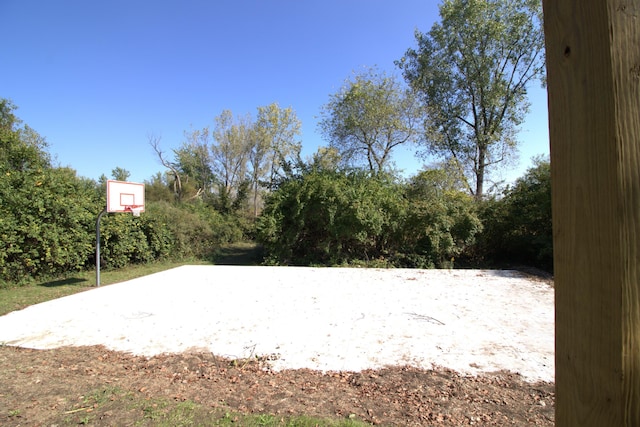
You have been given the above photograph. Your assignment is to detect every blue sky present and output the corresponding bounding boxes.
[2,0,549,185]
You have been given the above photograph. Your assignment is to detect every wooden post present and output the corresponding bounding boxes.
[543,0,640,425]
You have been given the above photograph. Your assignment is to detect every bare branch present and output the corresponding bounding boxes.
[148,133,182,198]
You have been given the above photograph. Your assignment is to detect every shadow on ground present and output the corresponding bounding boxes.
[38,277,87,288]
[212,242,264,266]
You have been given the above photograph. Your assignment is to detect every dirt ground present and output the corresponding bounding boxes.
[0,344,554,426]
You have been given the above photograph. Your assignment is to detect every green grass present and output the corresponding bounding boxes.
[60,387,371,427]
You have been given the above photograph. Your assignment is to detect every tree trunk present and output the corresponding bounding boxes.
[475,147,486,200]
[253,179,259,218]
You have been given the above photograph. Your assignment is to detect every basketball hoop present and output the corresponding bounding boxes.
[125,205,144,217]
[97,181,146,287]
[106,180,145,213]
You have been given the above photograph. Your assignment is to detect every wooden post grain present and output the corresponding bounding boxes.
[543,0,640,425]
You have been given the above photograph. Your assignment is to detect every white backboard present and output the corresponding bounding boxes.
[106,180,145,213]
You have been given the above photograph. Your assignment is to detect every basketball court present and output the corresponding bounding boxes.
[0,265,554,383]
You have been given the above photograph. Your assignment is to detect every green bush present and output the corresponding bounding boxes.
[138,207,174,261]
[0,168,100,284]
[256,168,481,268]
[257,170,407,265]
[0,103,101,285]
[141,200,247,262]
[199,203,248,245]
[473,158,552,271]
[143,201,214,260]
[100,212,153,269]
[398,189,482,268]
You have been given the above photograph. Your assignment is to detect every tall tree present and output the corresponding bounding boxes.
[0,99,50,171]
[211,110,252,211]
[144,172,174,203]
[149,133,207,202]
[0,100,97,283]
[319,67,422,173]
[0,99,18,132]
[111,167,130,182]
[254,103,302,189]
[246,124,268,217]
[397,0,545,199]
[310,146,342,173]
[408,158,469,200]
[178,127,215,197]
[149,134,185,200]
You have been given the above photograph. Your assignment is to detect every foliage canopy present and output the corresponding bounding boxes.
[319,67,422,173]
[397,0,545,198]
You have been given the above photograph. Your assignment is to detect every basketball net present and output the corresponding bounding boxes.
[126,205,143,217]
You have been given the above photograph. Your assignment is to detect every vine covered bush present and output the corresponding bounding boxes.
[257,171,405,265]
[256,169,482,267]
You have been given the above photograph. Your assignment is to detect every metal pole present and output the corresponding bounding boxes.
[95,207,107,287]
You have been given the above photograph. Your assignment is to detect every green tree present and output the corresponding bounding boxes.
[254,103,302,189]
[401,166,482,268]
[397,0,545,199]
[474,157,552,271]
[144,172,174,203]
[176,127,215,198]
[211,110,252,212]
[319,67,422,173]
[247,123,269,218]
[0,100,99,283]
[0,99,18,131]
[149,134,189,201]
[111,167,131,182]
[408,159,469,200]
[0,100,50,171]
[309,146,342,173]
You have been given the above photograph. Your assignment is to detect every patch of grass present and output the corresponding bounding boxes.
[136,400,370,427]
[0,278,90,316]
[53,385,371,427]
[165,400,198,426]
[137,398,170,423]
[84,385,128,406]
[130,397,370,427]
[207,411,371,426]
[61,386,133,426]
[0,260,206,316]
[136,398,203,426]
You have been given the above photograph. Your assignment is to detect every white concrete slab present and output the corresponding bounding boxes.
[0,266,554,382]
